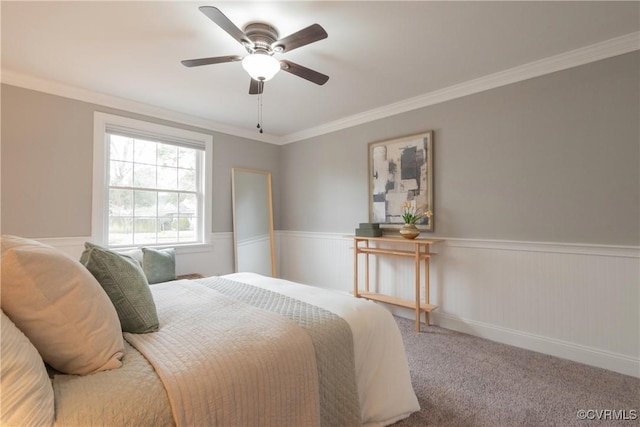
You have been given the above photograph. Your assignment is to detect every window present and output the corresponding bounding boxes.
[93,113,212,248]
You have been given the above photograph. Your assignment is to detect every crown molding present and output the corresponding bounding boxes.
[280,31,640,144]
[2,32,638,146]
[0,70,281,145]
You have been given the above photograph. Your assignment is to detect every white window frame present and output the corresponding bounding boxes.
[92,112,213,249]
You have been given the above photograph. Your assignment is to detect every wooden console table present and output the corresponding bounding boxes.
[353,236,443,332]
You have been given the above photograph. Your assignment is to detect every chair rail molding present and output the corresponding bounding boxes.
[277,231,640,378]
[34,232,235,277]
[36,230,640,377]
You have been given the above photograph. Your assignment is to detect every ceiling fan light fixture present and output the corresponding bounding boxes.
[242,53,280,81]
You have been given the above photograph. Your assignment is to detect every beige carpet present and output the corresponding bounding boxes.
[392,316,639,427]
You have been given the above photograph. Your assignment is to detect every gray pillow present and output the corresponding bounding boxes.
[142,247,176,284]
[80,243,159,334]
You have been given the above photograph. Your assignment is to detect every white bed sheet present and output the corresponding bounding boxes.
[222,272,420,427]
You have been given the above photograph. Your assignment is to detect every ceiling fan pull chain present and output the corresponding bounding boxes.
[259,92,264,134]
[182,7,329,136]
[257,92,262,131]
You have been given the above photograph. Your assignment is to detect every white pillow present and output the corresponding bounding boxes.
[0,310,55,427]
[0,235,124,375]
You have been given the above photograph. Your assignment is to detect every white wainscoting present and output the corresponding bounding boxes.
[277,231,640,378]
[37,233,236,277]
[236,234,273,277]
[35,231,640,377]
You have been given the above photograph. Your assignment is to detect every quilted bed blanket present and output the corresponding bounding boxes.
[125,279,327,427]
[53,341,174,427]
[195,276,361,426]
[53,274,418,426]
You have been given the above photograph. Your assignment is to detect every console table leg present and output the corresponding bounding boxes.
[353,242,359,298]
[351,236,442,334]
[415,245,421,332]
[424,254,431,327]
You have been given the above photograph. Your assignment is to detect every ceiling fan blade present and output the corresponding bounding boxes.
[249,79,264,95]
[272,23,327,53]
[199,6,253,48]
[181,55,243,67]
[280,60,329,85]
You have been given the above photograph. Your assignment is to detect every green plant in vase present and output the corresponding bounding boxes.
[400,202,433,239]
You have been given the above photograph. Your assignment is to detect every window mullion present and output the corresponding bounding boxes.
[98,112,210,248]
[132,189,137,246]
[109,185,196,195]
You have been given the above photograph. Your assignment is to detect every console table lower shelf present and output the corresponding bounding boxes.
[353,236,443,332]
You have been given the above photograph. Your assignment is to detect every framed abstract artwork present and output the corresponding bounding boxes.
[368,131,434,231]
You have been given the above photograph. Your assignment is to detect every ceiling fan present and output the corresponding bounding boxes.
[182,6,329,95]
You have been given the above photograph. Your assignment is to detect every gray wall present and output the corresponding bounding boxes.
[280,52,639,245]
[1,84,281,237]
[2,52,638,246]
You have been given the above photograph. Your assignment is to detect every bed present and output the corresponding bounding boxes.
[0,235,419,426]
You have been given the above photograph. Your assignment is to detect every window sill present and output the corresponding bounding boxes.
[112,242,215,255]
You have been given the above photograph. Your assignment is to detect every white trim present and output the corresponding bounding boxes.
[50,232,639,259]
[96,111,214,147]
[278,230,640,378]
[382,307,640,378]
[2,32,638,145]
[276,230,639,258]
[35,233,234,277]
[431,312,640,378]
[24,231,640,377]
[0,70,280,145]
[92,112,213,247]
[36,233,224,255]
[282,32,640,144]
[440,238,640,258]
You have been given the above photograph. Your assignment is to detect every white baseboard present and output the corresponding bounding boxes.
[31,231,640,378]
[389,307,639,378]
[278,231,640,378]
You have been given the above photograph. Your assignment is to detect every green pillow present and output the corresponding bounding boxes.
[80,243,159,334]
[142,247,176,284]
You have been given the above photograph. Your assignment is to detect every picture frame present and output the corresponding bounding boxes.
[368,131,434,231]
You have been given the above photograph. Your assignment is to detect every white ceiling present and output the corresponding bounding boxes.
[2,1,639,144]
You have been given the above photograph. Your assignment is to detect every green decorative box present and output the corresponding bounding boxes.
[358,223,380,229]
[355,227,382,237]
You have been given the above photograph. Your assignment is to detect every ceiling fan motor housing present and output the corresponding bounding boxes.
[243,22,280,54]
[182,6,329,94]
